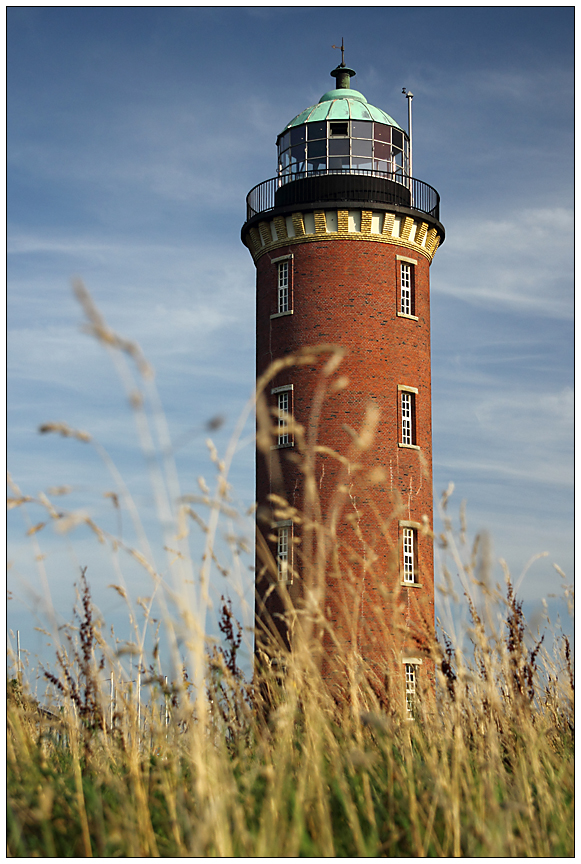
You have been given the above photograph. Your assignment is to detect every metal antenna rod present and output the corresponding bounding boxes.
[402,88,414,180]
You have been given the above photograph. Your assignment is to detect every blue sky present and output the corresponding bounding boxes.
[7,7,573,681]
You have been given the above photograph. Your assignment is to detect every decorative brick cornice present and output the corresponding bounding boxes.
[414,221,428,247]
[291,212,305,237]
[243,207,443,264]
[314,210,327,234]
[273,215,288,240]
[360,210,372,234]
[337,210,349,234]
[400,216,414,242]
[258,221,272,246]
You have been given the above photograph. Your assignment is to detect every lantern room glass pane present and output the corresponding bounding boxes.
[352,157,372,171]
[352,139,372,157]
[351,120,372,139]
[374,160,388,173]
[329,138,349,156]
[374,140,391,160]
[307,157,326,172]
[374,123,391,143]
[329,155,350,170]
[279,131,290,152]
[290,125,306,145]
[307,139,326,158]
[307,121,327,140]
[291,160,306,174]
[392,129,403,149]
[290,144,305,163]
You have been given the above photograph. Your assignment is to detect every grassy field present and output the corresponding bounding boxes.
[6,589,575,857]
[7,285,574,856]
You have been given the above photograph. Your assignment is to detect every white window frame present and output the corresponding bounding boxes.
[398,385,419,449]
[405,663,417,719]
[399,520,421,585]
[401,391,412,445]
[277,391,290,445]
[396,255,418,320]
[271,254,293,319]
[403,527,415,583]
[400,262,412,315]
[403,658,422,720]
[271,384,293,448]
[278,260,289,313]
[277,524,290,582]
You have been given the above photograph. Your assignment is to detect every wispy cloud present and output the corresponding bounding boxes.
[433,207,573,318]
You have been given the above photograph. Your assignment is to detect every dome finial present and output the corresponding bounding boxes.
[331,38,356,89]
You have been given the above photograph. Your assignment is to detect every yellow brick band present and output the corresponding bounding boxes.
[314,211,327,233]
[249,226,262,254]
[337,210,349,233]
[291,212,305,237]
[360,211,372,234]
[382,212,396,236]
[425,227,437,255]
[243,208,443,265]
[273,216,287,240]
[400,216,414,241]
[415,221,428,246]
[258,221,272,246]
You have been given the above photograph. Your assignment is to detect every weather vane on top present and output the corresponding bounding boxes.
[332,38,345,66]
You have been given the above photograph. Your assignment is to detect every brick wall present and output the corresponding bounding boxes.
[253,230,436,698]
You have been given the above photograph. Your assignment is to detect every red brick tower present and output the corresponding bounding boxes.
[242,60,444,703]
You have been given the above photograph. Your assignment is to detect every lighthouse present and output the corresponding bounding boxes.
[241,57,444,703]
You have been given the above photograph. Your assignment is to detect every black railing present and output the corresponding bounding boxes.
[245,169,440,222]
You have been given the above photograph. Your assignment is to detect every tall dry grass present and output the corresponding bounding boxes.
[7,284,574,856]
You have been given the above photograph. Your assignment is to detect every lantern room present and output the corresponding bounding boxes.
[276,63,410,181]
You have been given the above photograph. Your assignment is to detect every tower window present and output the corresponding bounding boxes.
[271,384,293,447]
[278,261,289,313]
[271,255,293,318]
[400,390,416,446]
[397,257,418,319]
[400,263,411,314]
[330,122,348,136]
[402,527,417,583]
[278,391,290,445]
[277,525,290,582]
[405,663,417,719]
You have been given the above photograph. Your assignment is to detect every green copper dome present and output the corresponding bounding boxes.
[280,87,403,134]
